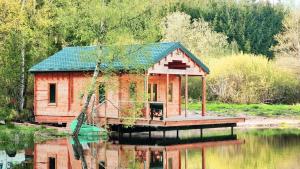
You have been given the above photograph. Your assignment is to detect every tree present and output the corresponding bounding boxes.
[161,12,235,58]
[273,11,300,58]
[176,0,286,59]
[72,0,164,136]
[0,0,56,113]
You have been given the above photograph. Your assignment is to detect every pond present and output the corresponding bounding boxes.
[0,128,299,169]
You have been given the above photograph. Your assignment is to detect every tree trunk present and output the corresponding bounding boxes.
[72,137,88,169]
[73,60,101,137]
[18,41,26,112]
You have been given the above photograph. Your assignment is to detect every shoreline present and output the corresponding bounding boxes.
[237,116,300,129]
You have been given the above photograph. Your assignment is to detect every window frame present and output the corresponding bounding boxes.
[129,82,137,100]
[48,83,57,105]
[98,83,106,104]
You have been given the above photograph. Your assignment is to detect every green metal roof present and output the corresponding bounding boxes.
[29,42,210,73]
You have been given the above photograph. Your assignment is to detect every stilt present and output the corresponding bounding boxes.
[176,130,179,139]
[148,126,151,139]
[231,126,234,135]
[200,128,203,138]
[118,125,121,139]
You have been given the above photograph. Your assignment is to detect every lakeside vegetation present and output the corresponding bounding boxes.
[0,124,67,145]
[188,102,300,117]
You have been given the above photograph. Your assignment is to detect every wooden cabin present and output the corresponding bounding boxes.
[30,42,244,128]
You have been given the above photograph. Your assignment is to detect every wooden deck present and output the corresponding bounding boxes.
[100,114,244,127]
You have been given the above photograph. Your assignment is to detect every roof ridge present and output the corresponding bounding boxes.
[62,42,180,49]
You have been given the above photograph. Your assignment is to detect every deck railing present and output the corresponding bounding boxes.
[86,99,169,123]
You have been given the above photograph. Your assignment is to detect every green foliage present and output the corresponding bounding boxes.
[177,0,286,59]
[207,54,300,103]
[0,107,17,122]
[273,10,300,58]
[161,11,237,58]
[187,102,300,117]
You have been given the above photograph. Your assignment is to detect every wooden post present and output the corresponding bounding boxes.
[185,74,188,117]
[178,75,181,115]
[201,75,206,116]
[145,73,149,119]
[165,73,169,119]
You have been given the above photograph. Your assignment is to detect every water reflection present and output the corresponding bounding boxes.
[32,133,243,169]
[2,129,299,169]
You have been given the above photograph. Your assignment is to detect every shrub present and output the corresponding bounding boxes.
[207,54,300,104]
[0,107,17,122]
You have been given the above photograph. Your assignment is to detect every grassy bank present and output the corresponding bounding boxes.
[187,102,300,117]
[0,124,67,144]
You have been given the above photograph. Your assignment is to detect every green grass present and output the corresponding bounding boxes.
[187,102,300,117]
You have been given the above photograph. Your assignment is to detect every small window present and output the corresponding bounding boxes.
[153,84,157,101]
[49,84,56,103]
[129,82,137,100]
[48,157,56,169]
[99,83,105,103]
[168,83,173,102]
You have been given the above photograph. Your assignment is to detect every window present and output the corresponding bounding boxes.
[49,84,56,104]
[129,82,137,100]
[153,84,157,101]
[148,83,157,101]
[99,83,105,103]
[48,157,56,169]
[168,83,173,102]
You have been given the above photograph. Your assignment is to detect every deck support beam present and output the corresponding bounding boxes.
[201,75,206,116]
[200,128,203,138]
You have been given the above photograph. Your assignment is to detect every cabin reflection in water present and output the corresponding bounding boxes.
[33,134,244,169]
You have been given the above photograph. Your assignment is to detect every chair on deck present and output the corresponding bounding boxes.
[149,103,164,120]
